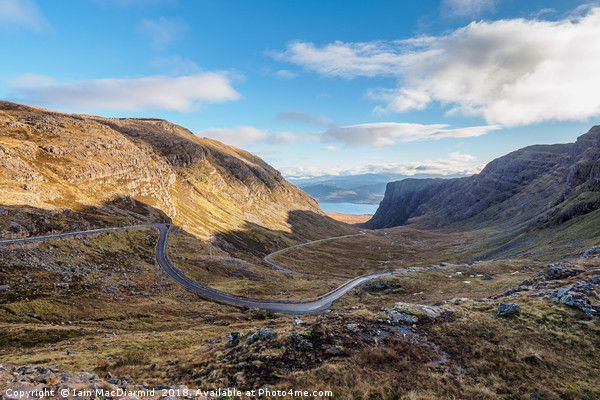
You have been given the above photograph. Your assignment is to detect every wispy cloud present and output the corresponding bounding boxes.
[275,69,298,79]
[441,0,500,18]
[9,73,240,112]
[276,111,333,127]
[196,121,498,149]
[0,0,50,32]
[197,126,303,147]
[275,7,600,126]
[281,152,482,179]
[150,55,201,74]
[137,17,190,48]
[322,123,500,148]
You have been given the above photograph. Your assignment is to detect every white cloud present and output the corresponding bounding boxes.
[137,17,189,48]
[273,41,406,79]
[320,146,338,151]
[442,0,499,18]
[281,152,483,179]
[197,126,302,147]
[0,0,49,31]
[10,73,240,112]
[323,123,500,148]
[275,7,600,126]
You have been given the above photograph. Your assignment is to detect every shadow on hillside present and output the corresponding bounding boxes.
[0,197,357,260]
[0,196,171,240]
[212,209,358,257]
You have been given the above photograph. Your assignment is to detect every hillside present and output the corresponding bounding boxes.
[366,126,600,258]
[0,101,350,251]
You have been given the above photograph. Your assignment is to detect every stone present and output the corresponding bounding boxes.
[245,328,276,345]
[0,285,9,292]
[581,246,600,259]
[227,332,241,347]
[390,302,447,318]
[497,303,521,316]
[53,283,69,290]
[482,274,493,280]
[524,353,545,365]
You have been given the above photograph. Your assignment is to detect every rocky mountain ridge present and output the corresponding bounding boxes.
[366,126,600,257]
[0,101,346,247]
[368,126,600,229]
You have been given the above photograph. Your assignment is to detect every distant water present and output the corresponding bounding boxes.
[319,202,379,215]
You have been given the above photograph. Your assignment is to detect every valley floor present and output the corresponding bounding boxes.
[0,226,599,399]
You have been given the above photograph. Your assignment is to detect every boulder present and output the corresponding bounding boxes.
[497,303,521,316]
[544,265,583,281]
[581,246,600,259]
[245,328,276,345]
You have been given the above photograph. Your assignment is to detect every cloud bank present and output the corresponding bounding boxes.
[198,122,498,149]
[281,152,482,179]
[9,73,240,112]
[276,7,600,126]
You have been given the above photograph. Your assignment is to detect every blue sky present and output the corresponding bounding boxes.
[1,0,599,180]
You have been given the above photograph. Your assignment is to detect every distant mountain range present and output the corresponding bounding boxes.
[289,173,466,205]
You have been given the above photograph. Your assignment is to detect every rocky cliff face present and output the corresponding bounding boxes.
[0,101,338,242]
[366,126,600,231]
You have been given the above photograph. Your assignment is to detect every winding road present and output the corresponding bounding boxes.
[0,223,400,314]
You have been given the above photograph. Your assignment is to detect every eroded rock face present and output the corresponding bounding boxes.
[366,126,600,232]
[0,101,327,240]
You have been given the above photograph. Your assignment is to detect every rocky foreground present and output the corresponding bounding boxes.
[2,255,599,399]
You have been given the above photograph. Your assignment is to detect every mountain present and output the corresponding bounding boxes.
[366,126,600,257]
[0,101,349,250]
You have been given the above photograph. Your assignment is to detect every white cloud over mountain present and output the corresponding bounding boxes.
[9,73,240,112]
[276,7,600,126]
[198,122,499,149]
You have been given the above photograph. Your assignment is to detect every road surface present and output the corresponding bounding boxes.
[0,224,400,314]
